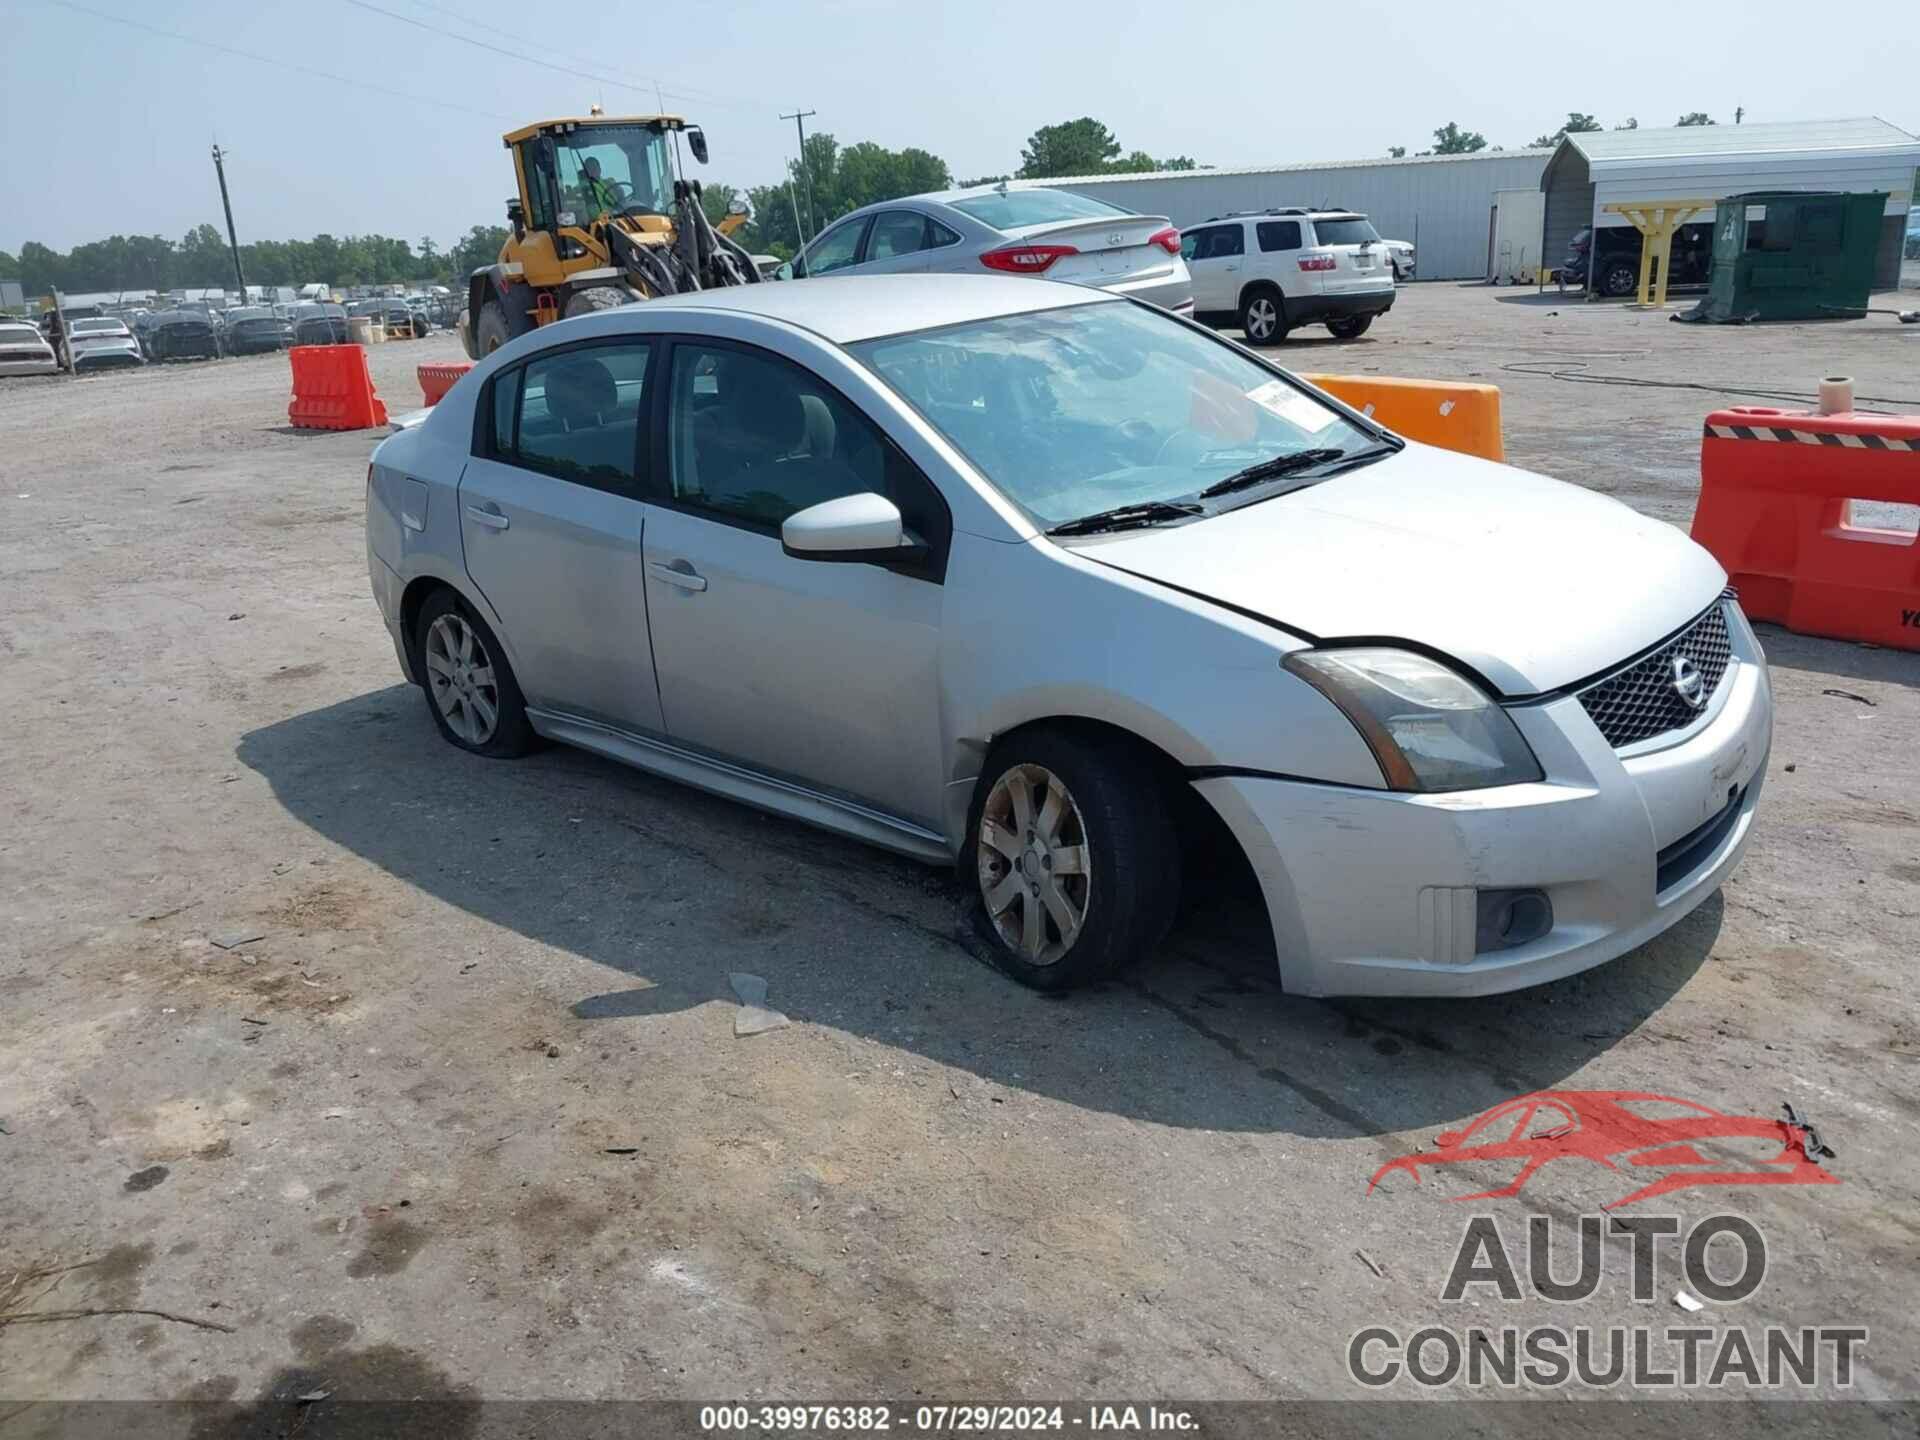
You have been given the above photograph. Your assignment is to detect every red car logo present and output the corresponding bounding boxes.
[1367,1090,1837,1209]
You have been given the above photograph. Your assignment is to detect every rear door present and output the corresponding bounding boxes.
[457,337,664,733]
[855,209,938,275]
[1181,224,1243,310]
[1306,215,1393,296]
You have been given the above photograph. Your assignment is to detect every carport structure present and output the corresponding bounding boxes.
[1541,116,1920,294]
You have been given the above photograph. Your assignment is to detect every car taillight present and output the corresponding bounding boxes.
[1298,254,1337,272]
[980,243,1077,274]
[1149,227,1181,255]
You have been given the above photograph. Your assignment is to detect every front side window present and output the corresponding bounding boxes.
[1185,226,1242,261]
[852,300,1378,530]
[799,218,870,277]
[490,341,651,491]
[1257,221,1302,252]
[667,343,887,526]
[867,210,929,260]
[550,124,675,220]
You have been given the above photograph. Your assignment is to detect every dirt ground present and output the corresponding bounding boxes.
[1,288,1916,1430]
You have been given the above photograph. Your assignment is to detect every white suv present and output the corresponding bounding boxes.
[1179,209,1396,344]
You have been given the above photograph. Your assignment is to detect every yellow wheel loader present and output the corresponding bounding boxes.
[462,110,759,359]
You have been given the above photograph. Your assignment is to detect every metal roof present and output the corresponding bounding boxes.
[1004,147,1553,188]
[1561,116,1918,169]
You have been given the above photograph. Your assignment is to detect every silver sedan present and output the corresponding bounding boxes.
[774,184,1193,315]
[366,275,1769,996]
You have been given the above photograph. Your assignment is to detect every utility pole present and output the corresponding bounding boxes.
[210,144,248,302]
[1734,106,1744,125]
[780,108,818,239]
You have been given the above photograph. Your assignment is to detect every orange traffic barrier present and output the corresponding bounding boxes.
[1691,406,1920,651]
[418,361,474,407]
[1300,373,1504,461]
[287,345,389,431]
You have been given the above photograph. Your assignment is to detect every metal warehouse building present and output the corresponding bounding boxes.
[1542,117,1920,289]
[1014,150,1552,281]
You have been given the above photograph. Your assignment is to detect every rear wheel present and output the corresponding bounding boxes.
[562,286,633,319]
[474,301,512,356]
[413,589,535,759]
[1240,286,1287,345]
[1601,256,1642,298]
[1327,315,1373,339]
[966,728,1179,992]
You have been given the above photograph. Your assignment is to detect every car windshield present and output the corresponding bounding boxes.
[1311,217,1380,246]
[851,300,1379,529]
[553,122,676,219]
[948,188,1127,232]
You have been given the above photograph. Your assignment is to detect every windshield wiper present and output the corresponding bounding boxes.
[1198,448,1349,498]
[1047,500,1207,537]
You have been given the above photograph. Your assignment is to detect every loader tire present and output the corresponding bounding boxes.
[474,302,512,356]
[562,286,633,320]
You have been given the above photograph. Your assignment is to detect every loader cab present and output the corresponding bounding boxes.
[503,116,688,287]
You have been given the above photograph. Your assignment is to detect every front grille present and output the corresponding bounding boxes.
[1576,602,1732,749]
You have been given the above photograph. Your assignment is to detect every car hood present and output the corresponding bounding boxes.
[1074,441,1727,697]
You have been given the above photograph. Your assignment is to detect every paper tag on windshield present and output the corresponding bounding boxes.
[1246,379,1339,433]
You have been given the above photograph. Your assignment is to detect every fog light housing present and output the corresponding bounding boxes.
[1476,888,1553,954]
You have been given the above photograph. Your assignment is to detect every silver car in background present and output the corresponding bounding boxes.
[776,184,1193,314]
[0,320,60,376]
[365,275,1768,998]
[65,317,145,371]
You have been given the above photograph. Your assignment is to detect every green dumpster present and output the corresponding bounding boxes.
[1676,190,1887,323]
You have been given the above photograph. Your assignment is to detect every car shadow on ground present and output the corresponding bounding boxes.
[239,687,1719,1140]
[1758,624,1920,691]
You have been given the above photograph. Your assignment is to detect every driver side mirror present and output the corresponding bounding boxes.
[686,127,709,165]
[781,493,925,566]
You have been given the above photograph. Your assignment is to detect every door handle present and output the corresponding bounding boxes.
[649,559,707,592]
[466,504,509,531]
[1224,263,1240,272]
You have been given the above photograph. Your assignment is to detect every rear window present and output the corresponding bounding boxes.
[1310,217,1380,247]
[72,318,121,333]
[949,188,1127,232]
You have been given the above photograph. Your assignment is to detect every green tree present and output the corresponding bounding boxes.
[1426,122,1488,155]
[1677,112,1715,126]
[448,225,509,279]
[1017,118,1122,178]
[1532,112,1601,148]
[19,241,66,296]
[0,247,16,279]
[1387,146,1407,158]
[743,133,953,257]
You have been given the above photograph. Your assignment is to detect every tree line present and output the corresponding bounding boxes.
[7,110,1728,293]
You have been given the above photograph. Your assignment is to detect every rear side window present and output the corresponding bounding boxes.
[927,218,962,249]
[949,188,1127,231]
[486,341,652,493]
[1257,221,1302,252]
[867,210,930,260]
[1310,217,1381,246]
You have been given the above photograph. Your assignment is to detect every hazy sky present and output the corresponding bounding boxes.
[5,0,1916,255]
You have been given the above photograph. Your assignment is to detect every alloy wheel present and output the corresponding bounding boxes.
[977,763,1092,966]
[424,613,500,746]
[1246,296,1279,339]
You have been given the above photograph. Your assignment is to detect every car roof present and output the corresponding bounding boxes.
[628,273,1113,344]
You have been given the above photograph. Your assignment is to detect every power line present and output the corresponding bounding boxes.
[392,0,747,111]
[341,0,755,113]
[38,0,514,122]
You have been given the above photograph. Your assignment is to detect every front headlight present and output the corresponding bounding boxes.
[1284,648,1542,792]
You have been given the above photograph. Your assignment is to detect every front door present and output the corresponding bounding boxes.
[458,337,664,733]
[639,338,949,826]
[1182,223,1244,310]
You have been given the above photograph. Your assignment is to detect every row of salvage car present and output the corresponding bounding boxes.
[0,303,371,376]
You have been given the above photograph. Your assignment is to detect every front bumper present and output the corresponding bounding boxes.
[1196,601,1772,997]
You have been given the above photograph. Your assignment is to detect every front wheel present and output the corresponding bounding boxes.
[1240,287,1287,345]
[966,729,1179,992]
[473,301,512,356]
[1327,315,1373,339]
[413,589,536,758]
